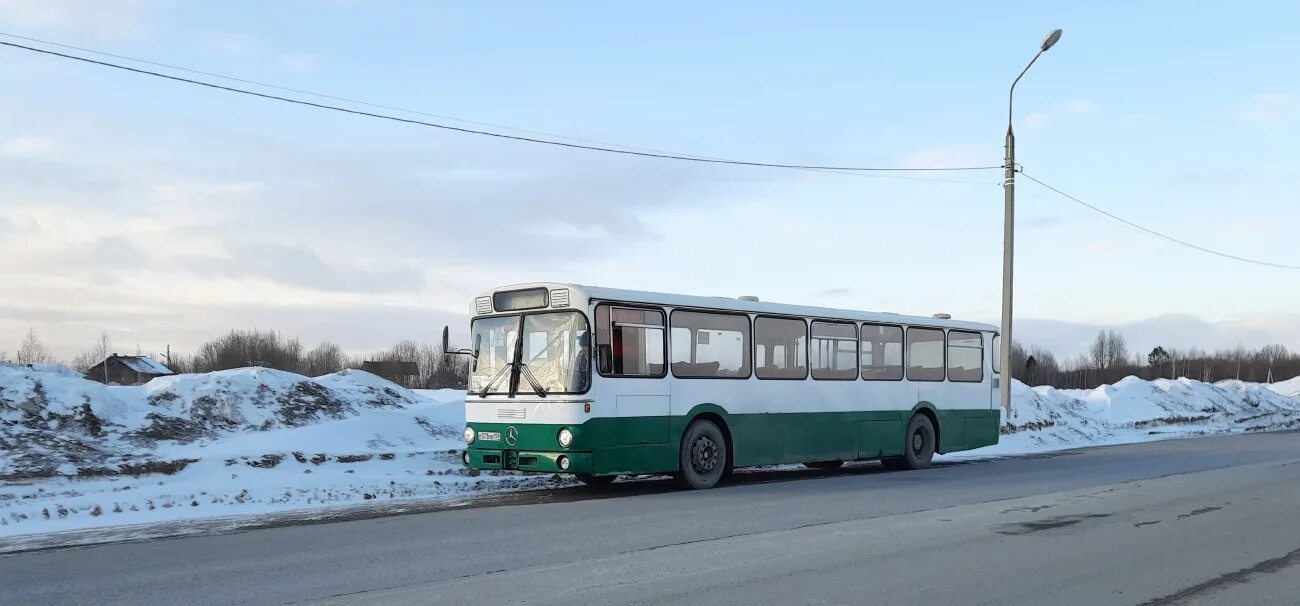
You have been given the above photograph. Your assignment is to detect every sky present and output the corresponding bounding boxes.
[2,0,1299,363]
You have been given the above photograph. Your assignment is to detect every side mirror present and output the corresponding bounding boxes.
[441,325,477,359]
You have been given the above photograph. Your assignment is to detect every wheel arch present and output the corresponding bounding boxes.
[909,401,941,453]
[680,403,735,470]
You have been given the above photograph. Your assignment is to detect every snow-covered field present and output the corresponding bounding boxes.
[2,364,1298,546]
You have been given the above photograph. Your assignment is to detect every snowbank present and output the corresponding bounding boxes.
[1269,375,1300,398]
[2,365,1298,541]
[962,376,1300,459]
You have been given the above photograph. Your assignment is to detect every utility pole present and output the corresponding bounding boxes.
[1000,28,1062,415]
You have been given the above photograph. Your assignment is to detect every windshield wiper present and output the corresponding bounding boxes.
[477,364,513,398]
[518,363,548,398]
[478,361,548,398]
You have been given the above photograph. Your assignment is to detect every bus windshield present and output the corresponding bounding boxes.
[470,311,590,395]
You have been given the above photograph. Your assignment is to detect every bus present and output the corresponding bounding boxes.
[451,283,1000,489]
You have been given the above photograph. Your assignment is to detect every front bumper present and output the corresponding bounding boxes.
[466,449,594,474]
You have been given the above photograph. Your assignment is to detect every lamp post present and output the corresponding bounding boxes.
[1000,28,1062,415]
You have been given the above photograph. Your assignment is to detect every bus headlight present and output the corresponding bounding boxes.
[463,427,476,444]
[558,428,574,449]
[557,455,570,471]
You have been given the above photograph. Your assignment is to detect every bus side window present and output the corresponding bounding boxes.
[596,304,666,377]
[861,324,904,380]
[811,320,857,380]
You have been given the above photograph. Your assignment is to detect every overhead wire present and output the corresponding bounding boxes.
[0,37,1001,174]
[1019,171,1300,270]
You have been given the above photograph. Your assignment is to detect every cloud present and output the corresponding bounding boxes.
[199,32,321,73]
[814,287,851,298]
[1021,98,1098,129]
[180,240,427,294]
[1,136,55,158]
[0,299,470,359]
[1084,239,1123,256]
[0,0,159,38]
[1062,98,1098,113]
[198,32,261,58]
[1239,93,1298,123]
[900,144,993,169]
[1220,219,1274,240]
[1024,113,1050,128]
[1122,113,1146,126]
[276,52,319,72]
[1022,215,1062,230]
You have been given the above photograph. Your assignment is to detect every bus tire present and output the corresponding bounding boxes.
[804,460,844,470]
[575,473,616,486]
[901,413,936,470]
[676,419,728,490]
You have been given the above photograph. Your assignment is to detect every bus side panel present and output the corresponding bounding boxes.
[596,444,677,476]
[785,415,857,462]
[858,419,904,459]
[730,414,786,467]
[963,412,1000,450]
[614,395,670,444]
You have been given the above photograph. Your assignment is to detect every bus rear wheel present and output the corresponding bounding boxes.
[575,473,616,486]
[676,419,728,490]
[804,460,844,470]
[899,414,936,470]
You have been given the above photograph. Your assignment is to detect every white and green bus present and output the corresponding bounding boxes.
[452,283,1000,489]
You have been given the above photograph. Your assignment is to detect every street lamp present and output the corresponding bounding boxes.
[1000,28,1062,415]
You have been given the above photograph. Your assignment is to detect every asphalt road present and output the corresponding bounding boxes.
[4,432,1300,605]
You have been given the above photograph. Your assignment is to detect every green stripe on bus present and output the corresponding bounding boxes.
[467,408,999,476]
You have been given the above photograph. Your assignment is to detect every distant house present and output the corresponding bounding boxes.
[85,354,174,385]
[360,360,419,384]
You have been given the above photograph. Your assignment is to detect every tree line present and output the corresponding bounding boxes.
[8,326,1300,392]
[3,328,470,390]
[1009,330,1300,389]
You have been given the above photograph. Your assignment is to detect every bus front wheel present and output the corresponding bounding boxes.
[676,419,728,490]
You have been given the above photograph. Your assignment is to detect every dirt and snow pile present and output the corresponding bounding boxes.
[1269,375,1300,398]
[1,365,574,539]
[975,376,1300,457]
[1,365,455,480]
[2,364,1298,541]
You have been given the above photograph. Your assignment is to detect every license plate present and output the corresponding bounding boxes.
[479,431,502,442]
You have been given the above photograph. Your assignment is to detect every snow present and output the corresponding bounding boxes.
[2,365,1299,544]
[28,363,83,378]
[1268,375,1300,398]
[117,356,173,375]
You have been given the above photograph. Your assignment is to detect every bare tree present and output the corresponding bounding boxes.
[190,329,304,373]
[15,328,54,365]
[71,332,114,372]
[303,341,347,377]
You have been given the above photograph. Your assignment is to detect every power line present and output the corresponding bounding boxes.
[0,30,718,160]
[1019,171,1300,270]
[0,38,1001,173]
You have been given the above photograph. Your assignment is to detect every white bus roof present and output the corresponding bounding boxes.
[478,283,999,333]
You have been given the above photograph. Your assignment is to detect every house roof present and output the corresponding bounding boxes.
[114,356,173,375]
